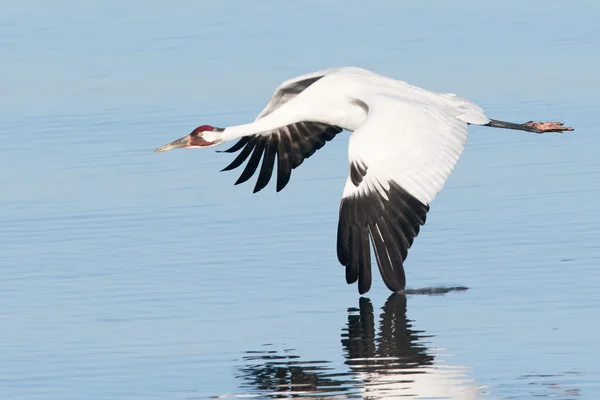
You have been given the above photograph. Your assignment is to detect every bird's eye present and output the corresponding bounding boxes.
[196,131,203,137]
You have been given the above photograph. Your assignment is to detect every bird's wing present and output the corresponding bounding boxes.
[337,95,469,294]
[255,68,340,119]
[219,122,342,193]
[219,68,343,193]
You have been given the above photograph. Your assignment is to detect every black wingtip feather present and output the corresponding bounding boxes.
[221,138,257,172]
[337,199,351,266]
[276,132,293,192]
[217,137,249,153]
[348,227,360,285]
[222,123,342,193]
[253,140,278,193]
[377,218,406,289]
[234,139,265,185]
[337,177,429,294]
[369,225,406,293]
[357,228,372,294]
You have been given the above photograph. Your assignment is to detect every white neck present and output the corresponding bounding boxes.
[221,101,308,142]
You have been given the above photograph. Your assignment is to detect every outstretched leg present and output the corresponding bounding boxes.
[485,119,574,134]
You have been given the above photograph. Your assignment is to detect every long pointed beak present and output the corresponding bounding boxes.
[154,135,191,153]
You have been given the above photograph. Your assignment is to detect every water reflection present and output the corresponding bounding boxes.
[229,292,488,399]
[342,294,485,399]
[236,353,356,398]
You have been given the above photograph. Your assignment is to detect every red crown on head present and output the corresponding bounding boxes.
[192,125,214,135]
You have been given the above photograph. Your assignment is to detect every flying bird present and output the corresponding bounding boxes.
[155,67,573,294]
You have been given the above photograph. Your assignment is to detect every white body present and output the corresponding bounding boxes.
[222,67,489,205]
[212,66,493,294]
[155,66,567,293]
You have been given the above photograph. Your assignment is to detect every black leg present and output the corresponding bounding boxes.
[484,119,574,133]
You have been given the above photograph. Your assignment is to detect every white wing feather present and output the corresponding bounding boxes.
[255,67,341,120]
[344,93,482,205]
[336,89,488,293]
[219,66,492,294]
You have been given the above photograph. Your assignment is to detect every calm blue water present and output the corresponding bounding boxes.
[1,1,599,399]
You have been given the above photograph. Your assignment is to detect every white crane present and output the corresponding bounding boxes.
[155,67,573,294]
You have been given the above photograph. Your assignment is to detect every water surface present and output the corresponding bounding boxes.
[1,1,599,399]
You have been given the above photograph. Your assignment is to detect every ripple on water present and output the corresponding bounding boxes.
[218,294,492,399]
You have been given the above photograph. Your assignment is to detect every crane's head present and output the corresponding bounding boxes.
[154,125,224,152]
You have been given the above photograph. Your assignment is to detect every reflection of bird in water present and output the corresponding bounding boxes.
[342,294,486,399]
[232,292,489,399]
[343,295,434,371]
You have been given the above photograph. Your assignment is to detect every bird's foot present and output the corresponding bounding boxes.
[525,121,574,134]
